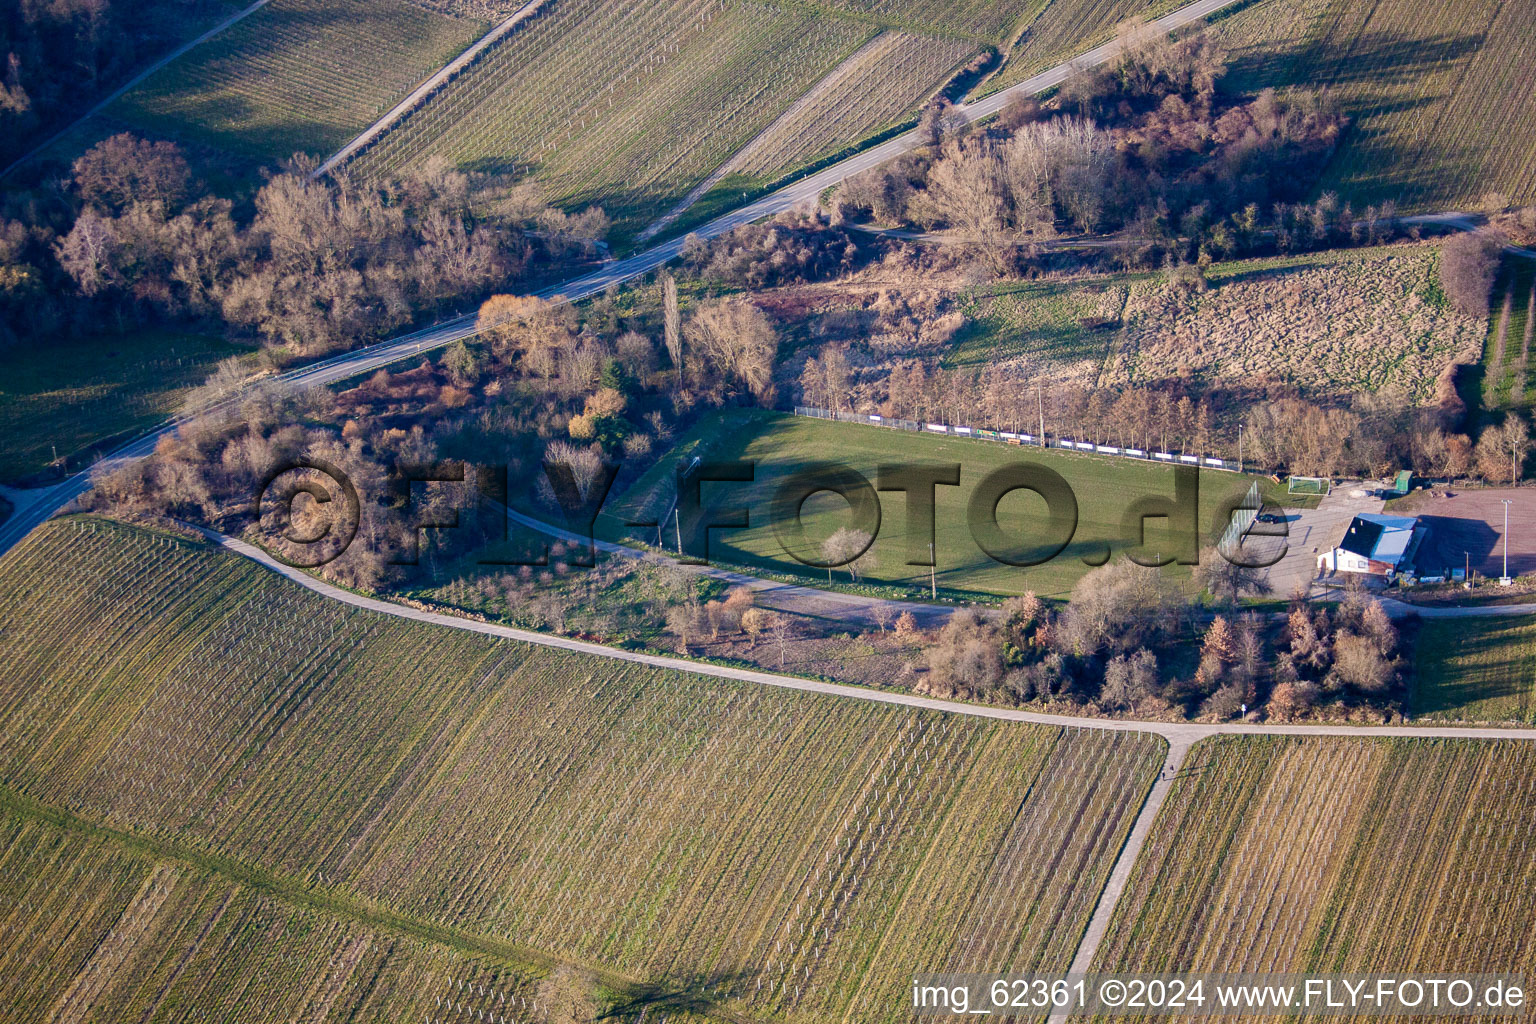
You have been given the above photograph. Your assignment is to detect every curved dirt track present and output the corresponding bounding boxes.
[203,525,1536,745]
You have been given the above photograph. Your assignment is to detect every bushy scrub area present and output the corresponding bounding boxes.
[0,132,608,481]
[0,0,246,165]
[1101,246,1486,403]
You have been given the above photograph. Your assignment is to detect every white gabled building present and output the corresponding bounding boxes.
[1317,513,1425,578]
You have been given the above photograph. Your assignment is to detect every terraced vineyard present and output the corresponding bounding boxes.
[111,0,485,159]
[1093,736,1536,981]
[352,0,873,232]
[806,0,1028,41]
[1211,0,1536,208]
[0,517,1163,1023]
[1414,615,1536,724]
[725,30,977,180]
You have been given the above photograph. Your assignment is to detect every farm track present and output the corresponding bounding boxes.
[313,0,553,177]
[124,521,1536,1019]
[195,523,1536,746]
[634,31,900,243]
[0,787,695,1021]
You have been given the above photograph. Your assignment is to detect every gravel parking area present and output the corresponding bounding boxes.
[1233,484,1385,598]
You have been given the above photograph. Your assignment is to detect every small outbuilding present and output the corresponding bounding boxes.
[1317,513,1426,578]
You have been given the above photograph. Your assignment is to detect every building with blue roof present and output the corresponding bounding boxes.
[1316,513,1427,579]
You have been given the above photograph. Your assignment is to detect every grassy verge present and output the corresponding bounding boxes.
[0,328,249,483]
[1413,614,1536,723]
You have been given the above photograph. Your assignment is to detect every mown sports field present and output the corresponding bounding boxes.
[602,409,1267,600]
[0,516,1163,1023]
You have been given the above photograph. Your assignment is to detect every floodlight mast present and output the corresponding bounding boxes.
[1501,498,1514,584]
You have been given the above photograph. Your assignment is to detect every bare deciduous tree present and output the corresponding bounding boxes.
[820,527,876,582]
[663,271,682,377]
[1439,231,1503,316]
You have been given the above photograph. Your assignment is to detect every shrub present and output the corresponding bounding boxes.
[1439,231,1502,316]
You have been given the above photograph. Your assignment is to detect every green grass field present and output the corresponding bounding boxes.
[1211,0,1536,209]
[0,329,247,483]
[948,273,1141,379]
[602,409,1266,599]
[1095,735,1536,979]
[110,0,485,160]
[0,516,1164,1023]
[1412,615,1536,723]
[1475,257,1536,425]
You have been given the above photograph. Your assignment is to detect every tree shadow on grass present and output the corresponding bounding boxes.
[603,969,755,1021]
[1223,28,1486,97]
[1412,620,1536,720]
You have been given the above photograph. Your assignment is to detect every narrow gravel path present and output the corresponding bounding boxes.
[313,0,553,177]
[200,524,1536,745]
[1047,737,1191,1022]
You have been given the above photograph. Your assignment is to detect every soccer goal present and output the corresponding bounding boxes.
[1287,475,1331,495]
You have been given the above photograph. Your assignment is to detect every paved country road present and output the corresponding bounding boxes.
[179,519,1536,1005]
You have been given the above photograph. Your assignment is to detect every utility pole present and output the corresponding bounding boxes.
[1036,383,1045,447]
[929,541,937,600]
[1501,498,1513,584]
[1237,424,1243,474]
[674,507,683,556]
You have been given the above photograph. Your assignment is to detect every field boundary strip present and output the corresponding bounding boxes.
[0,0,276,180]
[793,405,1247,469]
[314,0,555,177]
[0,786,695,1017]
